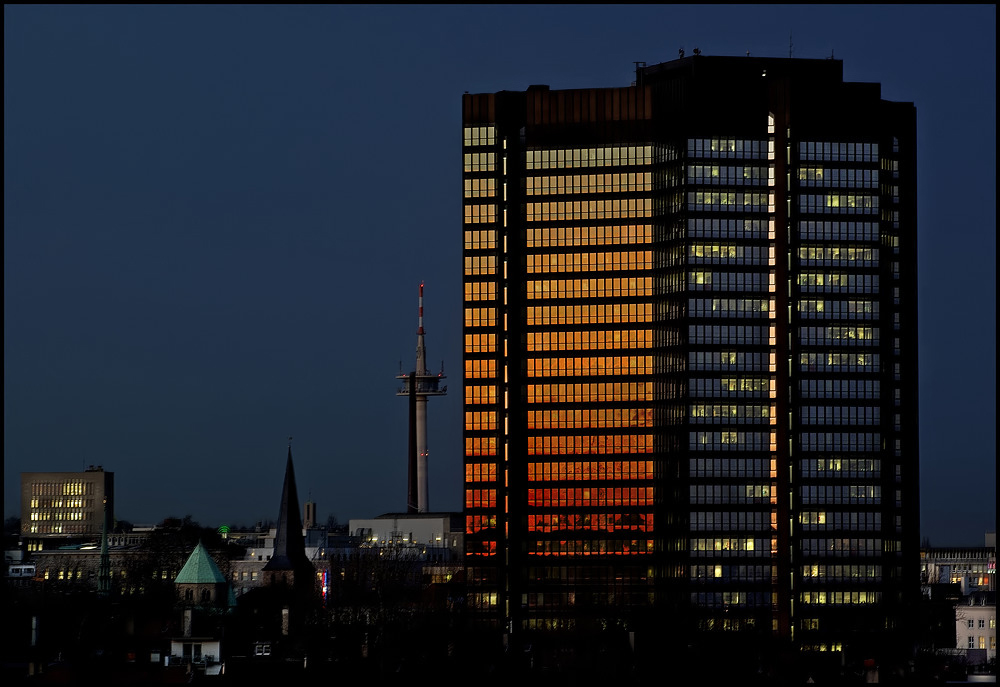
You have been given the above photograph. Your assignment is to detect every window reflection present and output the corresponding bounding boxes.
[526,539,653,556]
[465,462,498,482]
[527,381,652,403]
[464,177,497,197]
[464,307,496,327]
[527,460,652,481]
[526,145,653,170]
[463,152,495,172]
[527,224,652,248]
[527,486,652,508]
[526,434,653,455]
[527,513,653,534]
[526,198,652,222]
[465,411,497,430]
[527,329,652,351]
[463,230,497,250]
[527,355,653,377]
[464,333,496,352]
[465,437,497,456]
[527,303,653,325]
[463,255,496,276]
[527,250,652,273]
[462,126,496,147]
[528,277,653,299]
[527,407,654,429]
[526,172,652,195]
[464,359,497,379]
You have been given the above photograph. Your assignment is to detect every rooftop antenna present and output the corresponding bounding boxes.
[633,61,646,86]
[789,33,793,59]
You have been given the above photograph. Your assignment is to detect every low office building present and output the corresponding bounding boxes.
[20,466,114,551]
[922,536,997,595]
[349,512,463,562]
[921,534,997,668]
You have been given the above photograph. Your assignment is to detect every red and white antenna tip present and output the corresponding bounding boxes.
[417,282,425,334]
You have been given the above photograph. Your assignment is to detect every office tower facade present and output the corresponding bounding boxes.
[21,465,114,550]
[462,55,918,661]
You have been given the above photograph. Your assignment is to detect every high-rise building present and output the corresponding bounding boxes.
[461,55,918,666]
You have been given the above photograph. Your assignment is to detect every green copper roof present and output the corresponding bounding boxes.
[175,542,226,584]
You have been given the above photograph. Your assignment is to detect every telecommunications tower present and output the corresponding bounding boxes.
[396,283,446,513]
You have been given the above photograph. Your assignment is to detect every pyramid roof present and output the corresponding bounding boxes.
[175,541,227,585]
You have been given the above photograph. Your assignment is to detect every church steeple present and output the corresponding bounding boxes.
[261,440,314,590]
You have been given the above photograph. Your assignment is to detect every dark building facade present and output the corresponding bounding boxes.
[461,55,918,665]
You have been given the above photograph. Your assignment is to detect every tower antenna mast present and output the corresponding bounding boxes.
[396,283,447,513]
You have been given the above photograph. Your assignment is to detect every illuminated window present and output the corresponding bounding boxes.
[463,152,495,172]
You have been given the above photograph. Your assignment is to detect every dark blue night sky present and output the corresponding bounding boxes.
[4,5,995,546]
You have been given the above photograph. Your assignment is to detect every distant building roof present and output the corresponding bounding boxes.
[175,542,227,585]
[370,511,464,530]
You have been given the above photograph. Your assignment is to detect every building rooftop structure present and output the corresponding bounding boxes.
[349,512,463,564]
[175,541,227,585]
[922,533,997,595]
